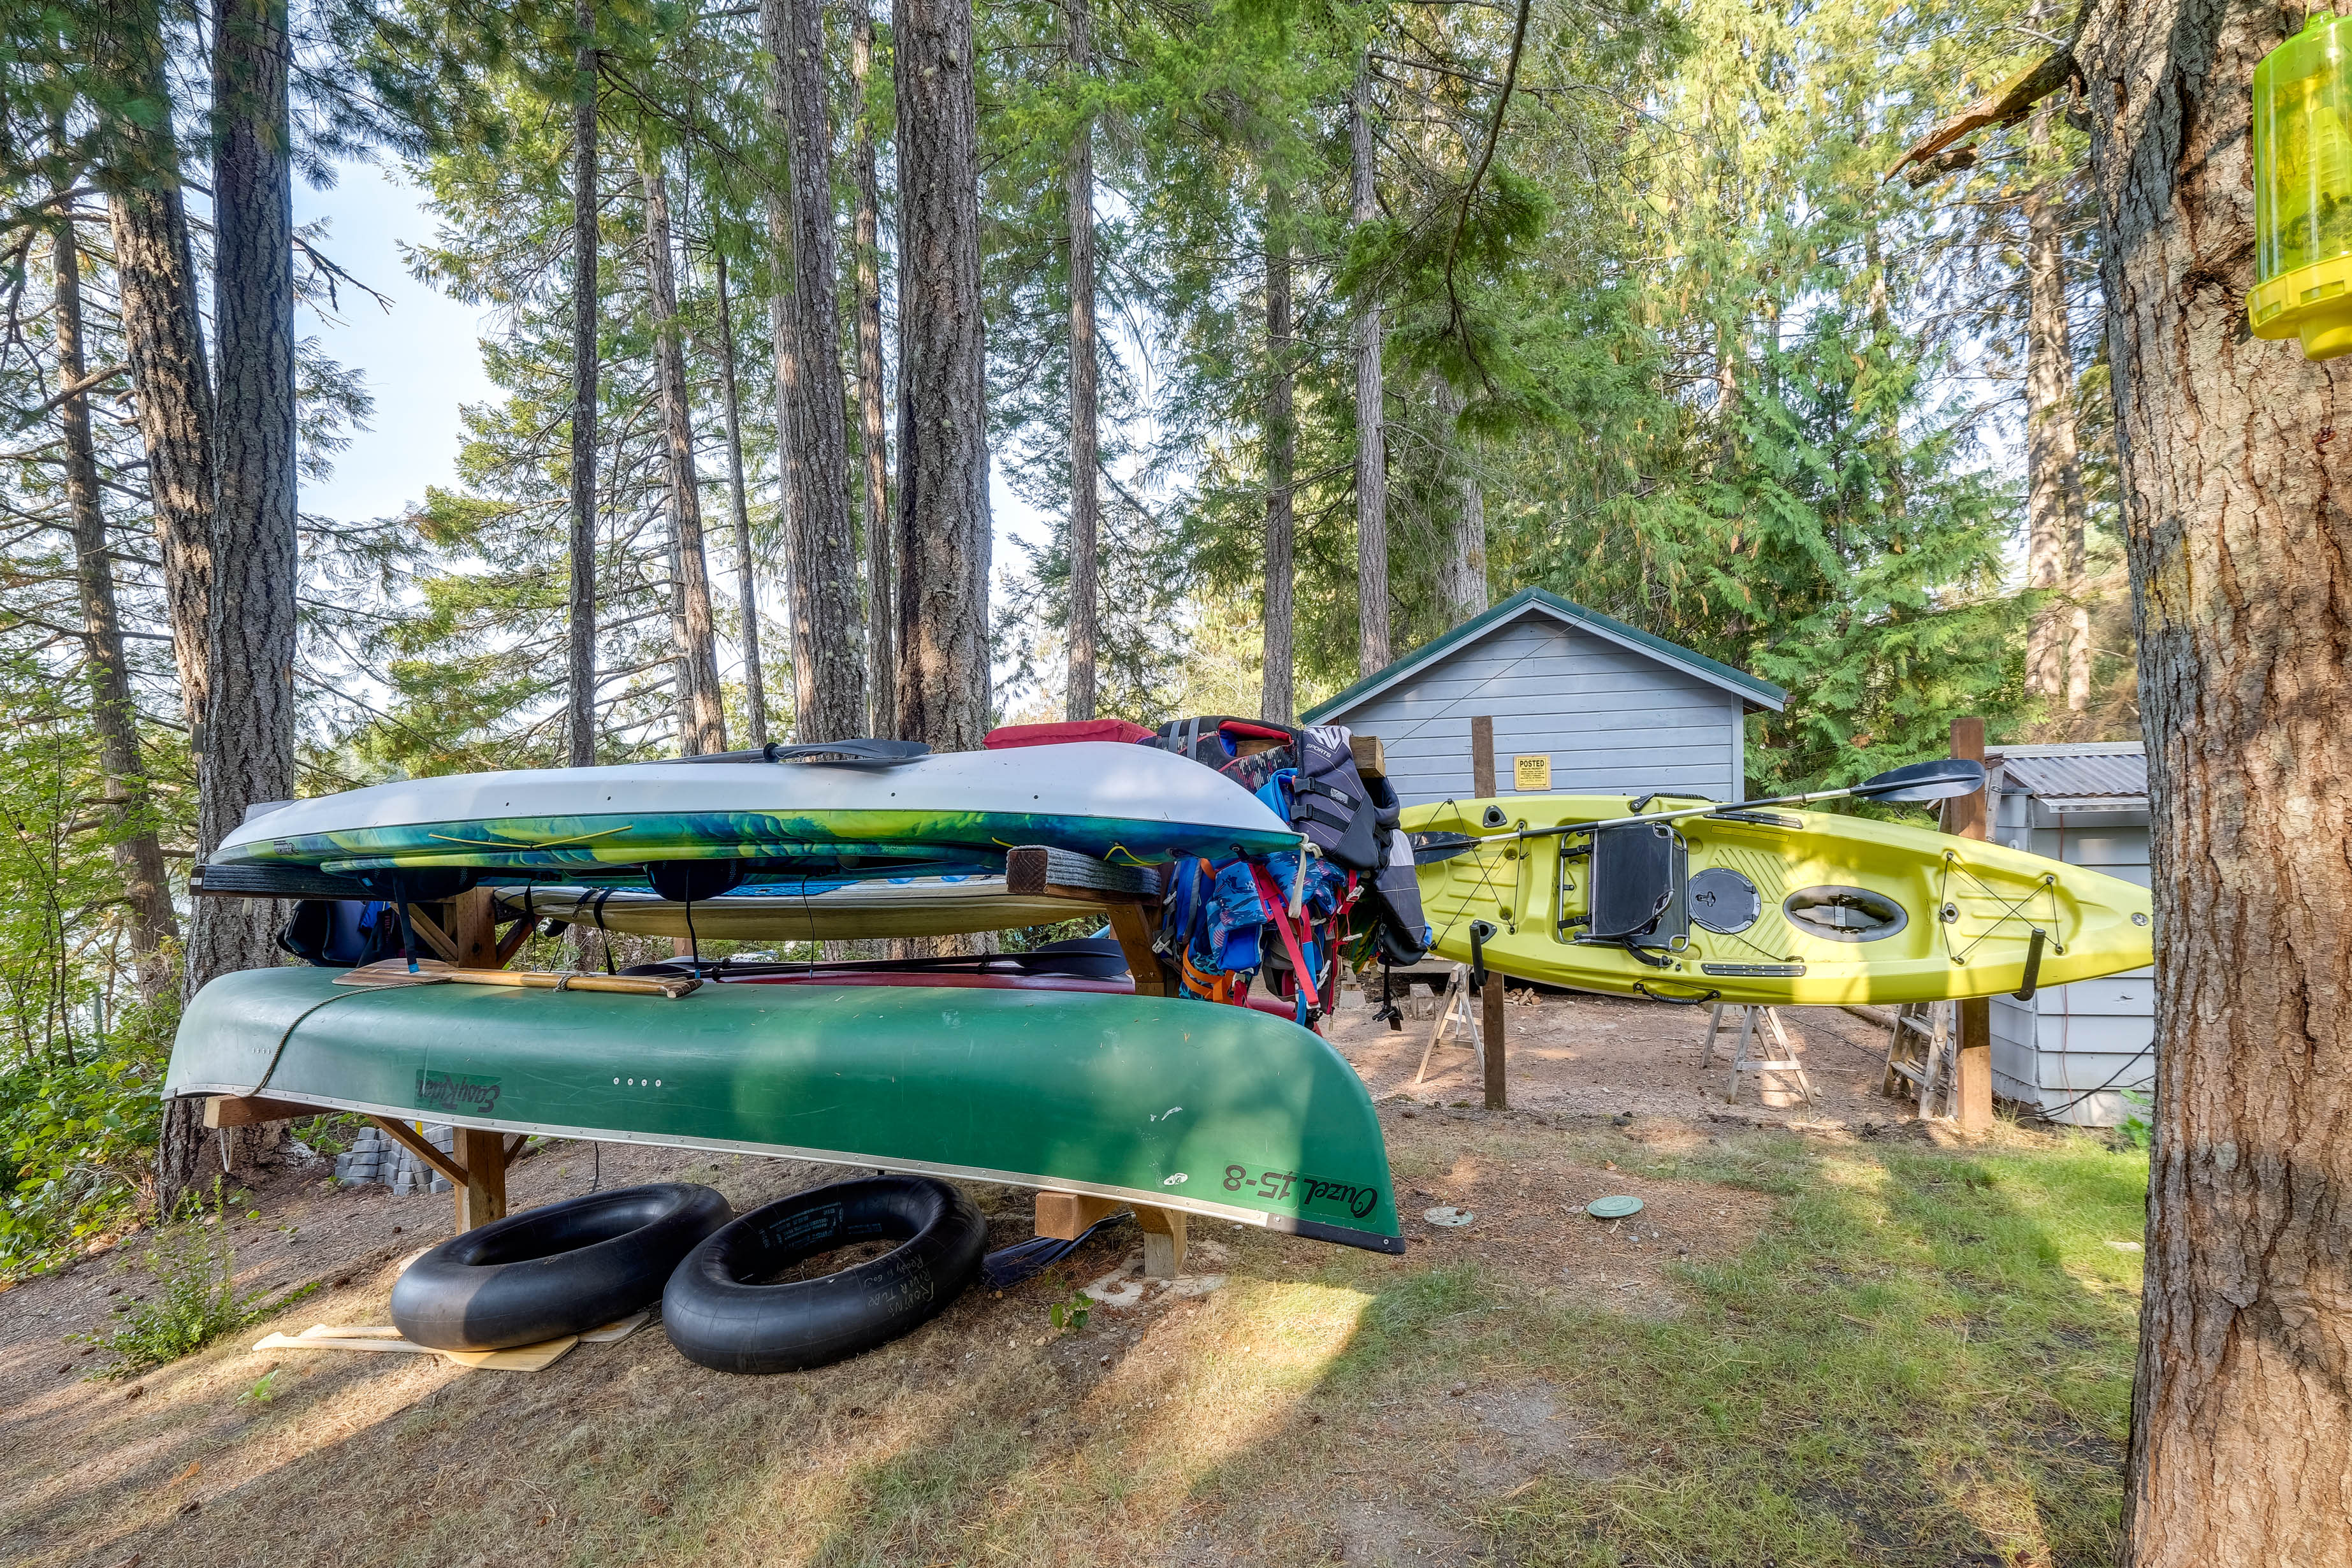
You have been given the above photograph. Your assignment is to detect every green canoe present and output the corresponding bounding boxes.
[165,968,1405,1254]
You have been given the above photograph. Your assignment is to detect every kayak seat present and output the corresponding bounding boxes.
[1573,823,1690,959]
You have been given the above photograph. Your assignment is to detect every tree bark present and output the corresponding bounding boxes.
[1434,379,1489,625]
[101,7,214,739]
[711,254,768,747]
[892,0,991,750]
[1259,180,1295,727]
[1063,0,1100,721]
[568,0,600,768]
[2022,87,2086,711]
[1350,50,1390,678]
[638,152,727,755]
[763,0,867,743]
[170,0,300,1196]
[54,207,178,1002]
[851,7,896,738]
[2073,6,2352,1564]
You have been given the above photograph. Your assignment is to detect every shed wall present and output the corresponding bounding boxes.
[1335,615,1747,807]
[1986,790,2154,1126]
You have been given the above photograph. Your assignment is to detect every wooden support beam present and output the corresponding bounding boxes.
[1035,1190,1123,1240]
[1472,715,1497,798]
[403,903,459,962]
[1005,845,1174,996]
[1349,733,1386,779]
[449,889,500,969]
[203,1094,330,1128]
[368,1115,467,1189]
[453,1126,509,1230]
[1947,716,1994,1133]
[1136,1205,1188,1278]
[1103,902,1173,996]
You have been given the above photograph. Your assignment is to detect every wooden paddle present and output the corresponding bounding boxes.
[335,957,700,998]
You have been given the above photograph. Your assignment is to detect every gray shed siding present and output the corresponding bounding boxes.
[1333,615,1747,808]
[1987,789,2154,1126]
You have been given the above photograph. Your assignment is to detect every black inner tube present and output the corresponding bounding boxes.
[662,1175,987,1375]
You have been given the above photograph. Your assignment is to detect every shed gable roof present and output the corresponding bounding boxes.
[1301,586,1787,723]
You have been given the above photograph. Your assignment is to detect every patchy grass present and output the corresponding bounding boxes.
[73,1212,315,1379]
[1463,1129,2145,1567]
[1,1123,2145,1568]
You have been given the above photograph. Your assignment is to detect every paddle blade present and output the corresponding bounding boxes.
[1409,831,1482,865]
[1854,757,1985,802]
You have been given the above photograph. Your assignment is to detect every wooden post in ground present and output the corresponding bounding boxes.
[1465,706,1506,1107]
[453,1126,509,1230]
[1481,974,1507,1110]
[1946,717,1994,1132]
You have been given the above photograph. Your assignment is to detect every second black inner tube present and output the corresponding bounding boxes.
[662,1175,987,1374]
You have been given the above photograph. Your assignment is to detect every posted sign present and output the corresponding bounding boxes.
[1513,755,1551,791]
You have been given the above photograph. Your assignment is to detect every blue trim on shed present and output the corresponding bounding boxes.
[1303,587,1787,723]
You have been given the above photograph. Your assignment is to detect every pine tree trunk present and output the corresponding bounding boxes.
[54,210,178,1002]
[1063,0,1100,721]
[568,0,600,768]
[1350,50,1390,678]
[711,254,768,747]
[1260,180,1295,727]
[1434,381,1488,624]
[851,8,896,738]
[2074,6,2352,1564]
[171,0,300,1195]
[2022,93,2086,709]
[639,152,727,756]
[892,0,991,750]
[102,6,214,738]
[762,0,867,743]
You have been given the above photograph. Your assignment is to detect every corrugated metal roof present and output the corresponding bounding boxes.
[1988,743,2147,801]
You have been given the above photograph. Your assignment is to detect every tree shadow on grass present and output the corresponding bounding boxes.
[1173,1126,2145,1567]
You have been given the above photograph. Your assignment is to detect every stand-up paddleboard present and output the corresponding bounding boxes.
[208,743,1300,882]
[165,968,1405,1254]
[1405,794,2151,1006]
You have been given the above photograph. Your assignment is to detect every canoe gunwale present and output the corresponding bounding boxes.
[164,1082,1407,1255]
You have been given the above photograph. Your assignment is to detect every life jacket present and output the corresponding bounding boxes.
[1292,725,1383,870]
[1356,770,1431,964]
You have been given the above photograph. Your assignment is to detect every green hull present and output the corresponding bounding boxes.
[165,969,1404,1253]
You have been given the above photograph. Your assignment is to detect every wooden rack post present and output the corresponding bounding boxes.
[1003,845,1172,996]
[1946,718,1995,1132]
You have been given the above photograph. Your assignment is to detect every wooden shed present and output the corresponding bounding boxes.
[1302,588,1786,808]
[1984,742,2154,1126]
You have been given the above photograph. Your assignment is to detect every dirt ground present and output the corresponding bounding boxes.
[0,990,1976,1568]
[1329,977,1913,1129]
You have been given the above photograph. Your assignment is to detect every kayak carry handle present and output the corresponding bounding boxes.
[2013,927,2047,1001]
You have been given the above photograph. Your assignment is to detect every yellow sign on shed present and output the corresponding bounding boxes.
[1513,755,1551,791]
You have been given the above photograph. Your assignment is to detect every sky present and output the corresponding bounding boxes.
[292,159,1052,565]
[293,160,498,523]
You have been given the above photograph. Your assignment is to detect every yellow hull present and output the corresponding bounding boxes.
[1404,796,2152,1006]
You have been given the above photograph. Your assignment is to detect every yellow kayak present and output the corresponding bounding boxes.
[1404,795,2152,1006]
